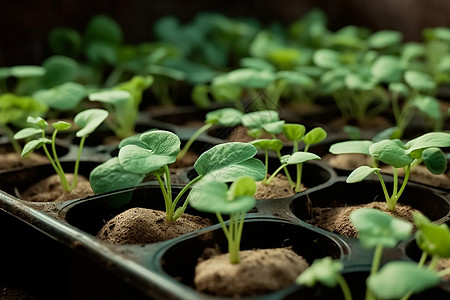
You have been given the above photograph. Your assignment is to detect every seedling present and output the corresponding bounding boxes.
[189,176,257,264]
[89,130,265,222]
[329,132,450,211]
[88,75,153,139]
[14,109,108,193]
[250,139,284,184]
[0,93,48,153]
[177,107,243,160]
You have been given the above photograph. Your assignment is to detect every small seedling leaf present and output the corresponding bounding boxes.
[241,110,279,129]
[33,82,86,111]
[422,148,447,175]
[14,128,43,140]
[250,139,283,152]
[371,55,403,83]
[304,127,327,145]
[22,138,51,157]
[52,121,72,131]
[350,208,412,248]
[346,166,380,183]
[313,49,342,69]
[367,30,402,49]
[369,139,413,168]
[404,70,436,92]
[388,82,410,96]
[10,65,46,78]
[367,261,440,299]
[296,257,343,288]
[286,152,321,165]
[405,132,450,153]
[283,124,306,141]
[329,140,373,155]
[27,116,48,129]
[414,212,450,258]
[227,176,257,200]
[262,120,285,134]
[88,90,131,105]
[74,108,109,137]
[205,108,243,127]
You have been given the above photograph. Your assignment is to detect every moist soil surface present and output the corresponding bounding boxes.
[255,174,296,199]
[310,201,418,238]
[194,247,309,297]
[19,174,93,202]
[97,207,213,244]
[0,152,49,170]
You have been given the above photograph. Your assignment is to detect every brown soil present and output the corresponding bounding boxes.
[97,207,213,244]
[310,201,418,238]
[323,153,373,171]
[0,152,49,170]
[437,258,450,281]
[194,247,309,297]
[19,174,93,202]
[255,174,296,199]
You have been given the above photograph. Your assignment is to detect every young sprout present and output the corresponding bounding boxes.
[250,139,284,185]
[89,131,265,223]
[296,257,353,300]
[177,107,243,160]
[189,176,257,264]
[329,132,450,211]
[14,109,108,193]
[88,75,153,139]
[351,208,413,300]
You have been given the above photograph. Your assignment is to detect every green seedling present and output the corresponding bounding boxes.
[241,110,285,139]
[14,109,108,193]
[250,139,284,184]
[329,132,450,211]
[88,75,153,139]
[0,65,46,95]
[189,176,257,264]
[89,130,265,222]
[177,107,243,160]
[0,93,48,153]
[32,81,86,114]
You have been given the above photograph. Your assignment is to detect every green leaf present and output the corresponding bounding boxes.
[369,139,413,168]
[296,257,343,288]
[404,70,436,92]
[367,30,402,49]
[329,140,373,155]
[283,124,306,141]
[52,121,71,131]
[74,108,109,138]
[347,166,380,183]
[48,27,82,57]
[41,55,79,88]
[275,71,315,89]
[240,57,276,72]
[262,120,285,134]
[85,14,123,46]
[313,49,342,69]
[88,90,131,105]
[367,261,440,299]
[199,158,266,183]
[205,108,243,127]
[85,42,117,65]
[371,55,403,83]
[422,148,447,175]
[210,83,242,102]
[21,138,51,157]
[227,176,257,200]
[388,82,410,96]
[405,132,450,153]
[26,116,48,129]
[216,68,275,88]
[9,66,46,78]
[350,208,412,248]
[318,68,350,94]
[250,139,283,152]
[345,73,374,91]
[285,152,321,164]
[89,157,145,195]
[189,181,255,214]
[304,127,327,145]
[410,95,441,120]
[414,212,450,257]
[13,128,43,140]
[191,84,210,108]
[33,82,86,111]
[118,130,180,174]
[241,110,279,129]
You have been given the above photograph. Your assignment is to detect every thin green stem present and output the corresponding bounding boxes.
[365,245,384,300]
[428,255,439,271]
[228,213,240,264]
[155,174,172,219]
[336,273,353,300]
[51,129,70,192]
[295,163,303,193]
[216,212,231,240]
[392,168,398,197]
[437,267,450,277]
[104,65,124,87]
[418,252,428,268]
[265,164,288,185]
[177,123,213,160]
[170,175,204,221]
[71,136,86,191]
[395,164,410,203]
[375,170,391,208]
[400,291,413,300]
[264,149,269,181]
[276,150,294,187]
[164,165,172,204]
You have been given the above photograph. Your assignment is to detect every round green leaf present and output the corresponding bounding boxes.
[88,90,130,105]
[85,14,123,46]
[119,130,180,174]
[227,176,257,200]
[275,71,315,89]
[345,73,374,91]
[33,82,86,111]
[369,139,413,168]
[350,208,412,248]
[41,55,79,88]
[367,30,402,49]
[414,212,450,257]
[26,116,48,129]
[283,124,306,141]
[241,110,279,130]
[215,68,275,88]
[74,108,109,137]
[296,257,343,288]
[13,128,43,140]
[191,84,210,108]
[21,138,51,157]
[285,152,321,165]
[250,139,283,152]
[205,108,243,127]
[318,68,350,94]
[304,127,327,145]
[48,27,82,57]
[189,181,255,214]
[346,166,380,183]
[371,55,403,83]
[210,83,242,102]
[410,95,441,120]
[240,57,276,72]
[422,148,447,175]
[329,140,373,155]
[405,132,450,153]
[261,120,285,134]
[388,82,410,96]
[85,41,117,65]
[404,70,436,92]
[199,158,266,183]
[52,121,71,131]
[313,49,342,69]
[367,261,440,299]
[89,157,145,195]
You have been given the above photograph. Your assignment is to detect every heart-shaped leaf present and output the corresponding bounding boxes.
[350,208,412,248]
[422,148,447,175]
[329,140,373,155]
[261,120,285,134]
[74,108,109,137]
[367,261,440,299]
[304,127,327,145]
[119,130,180,174]
[347,166,380,183]
[41,55,79,88]
[369,139,413,168]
